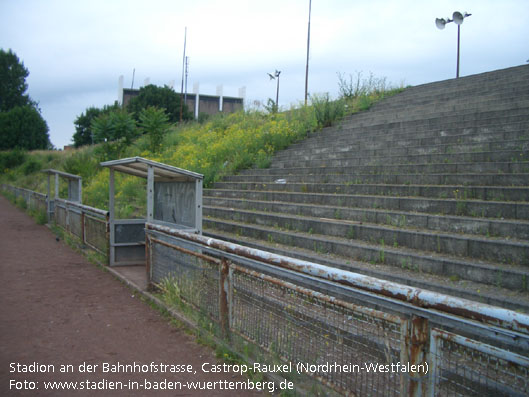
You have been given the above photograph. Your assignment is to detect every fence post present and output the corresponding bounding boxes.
[219,259,230,339]
[81,210,86,245]
[105,212,110,266]
[401,315,429,396]
[66,201,70,232]
[145,233,152,291]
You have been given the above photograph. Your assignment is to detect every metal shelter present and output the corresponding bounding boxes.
[100,157,203,266]
[42,169,82,220]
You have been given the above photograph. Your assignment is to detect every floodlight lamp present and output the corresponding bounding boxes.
[453,12,464,25]
[453,11,471,25]
[436,18,447,30]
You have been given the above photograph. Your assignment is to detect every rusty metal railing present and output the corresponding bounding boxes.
[1,184,47,214]
[146,222,529,396]
[53,198,109,255]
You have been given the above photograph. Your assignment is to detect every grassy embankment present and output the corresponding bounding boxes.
[1,82,404,218]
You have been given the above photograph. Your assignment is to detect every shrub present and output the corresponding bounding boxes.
[92,110,138,161]
[0,149,26,173]
[62,149,99,182]
[139,106,170,153]
[310,93,346,128]
[22,158,41,175]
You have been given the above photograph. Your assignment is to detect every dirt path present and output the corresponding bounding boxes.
[0,196,264,396]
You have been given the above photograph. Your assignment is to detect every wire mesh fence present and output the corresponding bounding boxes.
[84,214,108,254]
[52,198,109,255]
[1,184,47,214]
[430,328,529,396]
[149,237,220,321]
[230,264,404,395]
[145,223,529,396]
[54,201,68,229]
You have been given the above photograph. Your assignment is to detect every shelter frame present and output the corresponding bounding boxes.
[42,169,82,220]
[100,157,203,266]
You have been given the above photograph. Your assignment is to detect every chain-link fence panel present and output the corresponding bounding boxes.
[150,238,220,322]
[230,265,404,396]
[430,328,529,396]
[84,215,108,254]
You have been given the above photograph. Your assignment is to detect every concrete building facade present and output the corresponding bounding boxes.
[120,84,244,119]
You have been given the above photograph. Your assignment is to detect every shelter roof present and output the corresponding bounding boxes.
[41,169,82,180]
[100,157,203,182]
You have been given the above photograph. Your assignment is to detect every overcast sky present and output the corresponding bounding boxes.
[1,0,528,149]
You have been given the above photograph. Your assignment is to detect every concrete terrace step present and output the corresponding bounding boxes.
[236,161,529,177]
[203,229,529,313]
[206,185,529,205]
[356,67,529,107]
[302,110,529,138]
[206,187,529,220]
[329,101,529,127]
[347,100,529,126]
[276,129,529,156]
[205,65,529,307]
[221,172,529,187]
[270,149,529,170]
[203,197,529,240]
[272,140,529,164]
[204,206,529,266]
[281,124,529,151]
[203,217,529,294]
[304,110,529,143]
[369,86,529,110]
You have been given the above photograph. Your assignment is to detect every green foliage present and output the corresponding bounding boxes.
[72,103,119,147]
[22,158,41,175]
[0,48,30,112]
[338,71,389,99]
[92,109,138,161]
[0,149,26,173]
[157,109,316,186]
[127,84,193,123]
[264,98,278,114]
[62,148,100,181]
[0,105,50,150]
[159,276,181,307]
[30,208,48,225]
[310,93,346,128]
[15,196,27,210]
[91,113,113,142]
[3,72,401,219]
[0,49,50,150]
[111,110,138,145]
[139,106,170,153]
[338,71,406,114]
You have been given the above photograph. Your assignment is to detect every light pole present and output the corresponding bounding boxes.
[268,70,281,112]
[304,0,312,105]
[436,11,471,78]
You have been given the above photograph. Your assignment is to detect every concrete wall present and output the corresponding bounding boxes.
[121,89,243,119]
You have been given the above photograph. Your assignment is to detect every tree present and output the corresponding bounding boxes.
[0,49,31,112]
[139,106,170,153]
[0,48,50,150]
[72,103,119,147]
[127,84,192,123]
[91,109,138,160]
[0,105,50,150]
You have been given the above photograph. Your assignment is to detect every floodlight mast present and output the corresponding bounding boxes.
[436,11,471,78]
[268,70,281,112]
[304,0,312,105]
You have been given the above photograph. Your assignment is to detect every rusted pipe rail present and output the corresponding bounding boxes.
[146,222,529,335]
[54,198,109,218]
